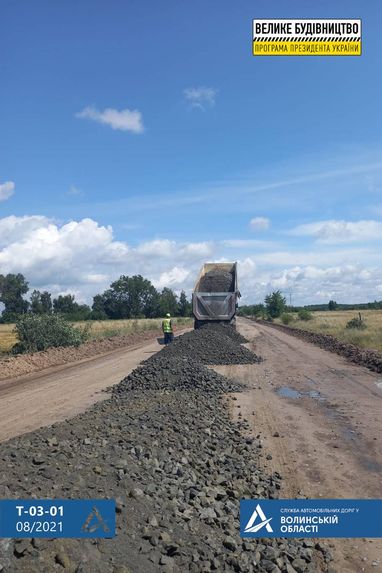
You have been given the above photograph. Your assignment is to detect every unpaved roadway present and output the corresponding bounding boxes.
[1,319,381,572]
[0,337,168,442]
[216,318,382,573]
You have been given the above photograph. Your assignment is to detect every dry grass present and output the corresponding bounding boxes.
[0,324,17,353]
[75,317,193,341]
[277,310,382,352]
[0,317,193,354]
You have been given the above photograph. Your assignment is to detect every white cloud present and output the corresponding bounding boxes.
[0,181,15,201]
[76,106,144,133]
[291,219,382,243]
[137,239,213,260]
[0,215,50,248]
[154,267,191,290]
[253,248,378,267]
[236,257,382,306]
[239,257,257,276]
[84,273,109,284]
[0,217,214,302]
[137,239,175,258]
[67,185,83,197]
[183,87,217,110]
[181,242,213,259]
[249,217,270,231]
[222,239,276,249]
[0,216,129,293]
[1,215,381,306]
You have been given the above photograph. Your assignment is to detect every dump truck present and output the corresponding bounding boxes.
[192,262,240,329]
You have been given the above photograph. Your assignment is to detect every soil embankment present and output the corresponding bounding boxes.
[0,329,165,382]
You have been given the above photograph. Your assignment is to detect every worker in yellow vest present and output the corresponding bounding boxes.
[162,313,174,345]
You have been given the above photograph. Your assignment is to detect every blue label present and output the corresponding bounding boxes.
[240,499,382,538]
[0,499,116,538]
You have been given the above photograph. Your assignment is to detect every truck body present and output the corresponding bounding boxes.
[192,262,240,328]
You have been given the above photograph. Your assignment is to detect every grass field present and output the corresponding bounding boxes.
[276,310,382,352]
[0,323,17,354]
[75,317,192,340]
[0,317,193,354]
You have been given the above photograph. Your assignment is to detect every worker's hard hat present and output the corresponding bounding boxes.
[166,313,171,317]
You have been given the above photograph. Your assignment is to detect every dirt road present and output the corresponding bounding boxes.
[1,319,381,571]
[0,337,167,442]
[215,318,382,573]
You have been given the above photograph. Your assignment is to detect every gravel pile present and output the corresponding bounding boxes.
[0,385,331,572]
[115,356,245,395]
[0,326,332,572]
[198,270,234,292]
[147,325,261,366]
[199,322,248,344]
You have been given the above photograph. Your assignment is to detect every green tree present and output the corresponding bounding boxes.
[328,300,338,311]
[30,290,52,314]
[101,275,160,319]
[70,304,91,321]
[53,294,77,314]
[178,290,192,317]
[91,294,108,320]
[0,273,29,321]
[53,294,90,320]
[238,303,265,318]
[30,290,43,314]
[159,287,178,316]
[264,290,286,318]
[40,291,52,313]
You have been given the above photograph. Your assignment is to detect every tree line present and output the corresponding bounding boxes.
[306,300,382,311]
[238,291,288,319]
[238,291,382,319]
[0,273,192,323]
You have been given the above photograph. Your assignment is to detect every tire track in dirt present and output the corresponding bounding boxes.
[215,318,382,573]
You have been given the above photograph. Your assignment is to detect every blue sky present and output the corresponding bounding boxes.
[1,0,382,304]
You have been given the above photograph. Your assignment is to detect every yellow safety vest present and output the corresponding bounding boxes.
[162,318,172,333]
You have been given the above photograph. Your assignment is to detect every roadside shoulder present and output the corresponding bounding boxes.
[251,319,382,375]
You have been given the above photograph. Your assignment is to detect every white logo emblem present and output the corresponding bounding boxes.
[244,503,273,533]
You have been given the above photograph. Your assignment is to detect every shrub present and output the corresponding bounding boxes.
[281,313,294,325]
[298,309,313,321]
[265,291,287,318]
[346,316,367,330]
[89,310,108,321]
[12,314,89,354]
[0,310,21,324]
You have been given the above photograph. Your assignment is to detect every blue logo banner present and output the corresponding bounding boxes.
[0,499,116,538]
[240,499,382,538]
